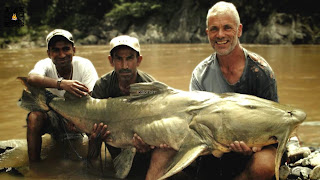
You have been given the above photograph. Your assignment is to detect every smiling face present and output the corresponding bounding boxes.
[206,9,242,56]
[47,39,75,70]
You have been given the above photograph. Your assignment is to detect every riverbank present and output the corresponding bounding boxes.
[1,0,319,49]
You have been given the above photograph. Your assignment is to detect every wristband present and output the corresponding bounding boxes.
[57,79,63,90]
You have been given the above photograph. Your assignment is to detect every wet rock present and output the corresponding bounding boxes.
[291,166,312,179]
[72,29,82,40]
[282,146,320,180]
[293,151,320,167]
[280,165,290,180]
[143,24,165,43]
[310,165,320,180]
[249,13,313,44]
[286,138,311,163]
[80,35,98,45]
[309,152,320,167]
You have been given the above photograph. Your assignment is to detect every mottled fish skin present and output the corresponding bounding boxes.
[17,77,306,180]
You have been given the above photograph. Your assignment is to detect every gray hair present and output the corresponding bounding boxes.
[206,1,241,27]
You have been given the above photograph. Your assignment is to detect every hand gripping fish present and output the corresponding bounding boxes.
[17,77,306,180]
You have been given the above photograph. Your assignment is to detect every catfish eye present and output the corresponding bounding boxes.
[288,111,293,116]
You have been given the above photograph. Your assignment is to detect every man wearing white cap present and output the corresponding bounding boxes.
[26,29,98,162]
[88,35,158,177]
[92,35,154,97]
[89,35,190,179]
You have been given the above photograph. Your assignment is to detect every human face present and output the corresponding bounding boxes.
[206,12,242,56]
[109,46,142,82]
[47,41,75,69]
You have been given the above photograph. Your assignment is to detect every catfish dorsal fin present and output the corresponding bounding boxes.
[129,81,172,100]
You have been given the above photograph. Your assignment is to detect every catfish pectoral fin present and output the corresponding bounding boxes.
[159,142,207,180]
[113,147,136,179]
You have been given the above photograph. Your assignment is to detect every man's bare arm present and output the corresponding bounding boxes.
[28,74,89,97]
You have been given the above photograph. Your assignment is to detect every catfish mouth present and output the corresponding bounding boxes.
[289,109,307,121]
[269,136,278,141]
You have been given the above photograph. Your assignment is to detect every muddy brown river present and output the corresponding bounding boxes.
[0,44,319,179]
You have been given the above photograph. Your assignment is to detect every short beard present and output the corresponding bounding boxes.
[119,75,132,82]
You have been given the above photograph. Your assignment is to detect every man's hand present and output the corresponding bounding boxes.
[132,133,172,153]
[133,133,152,153]
[87,123,110,160]
[229,141,261,156]
[89,123,110,142]
[60,80,89,97]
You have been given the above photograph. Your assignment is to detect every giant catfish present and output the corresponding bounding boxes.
[17,77,306,180]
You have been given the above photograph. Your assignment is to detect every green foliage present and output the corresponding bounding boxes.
[1,0,318,45]
[105,2,161,20]
[30,0,112,31]
[43,0,80,26]
[28,25,50,41]
[60,14,100,33]
[1,26,28,38]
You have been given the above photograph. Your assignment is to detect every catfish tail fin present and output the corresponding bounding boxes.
[17,77,51,112]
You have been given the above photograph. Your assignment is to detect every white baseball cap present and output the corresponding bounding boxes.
[110,35,140,54]
[46,29,74,48]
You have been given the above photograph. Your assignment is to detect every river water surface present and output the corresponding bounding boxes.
[0,44,319,179]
